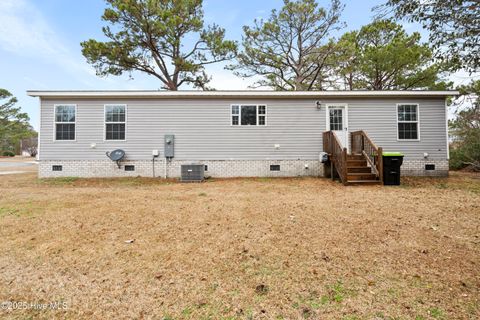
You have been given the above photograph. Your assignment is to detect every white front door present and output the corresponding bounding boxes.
[327,105,348,149]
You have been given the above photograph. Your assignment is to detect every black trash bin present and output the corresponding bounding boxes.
[382,152,404,185]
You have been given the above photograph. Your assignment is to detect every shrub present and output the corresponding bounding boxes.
[449,130,480,171]
[449,80,480,171]
[2,151,15,157]
[449,148,467,170]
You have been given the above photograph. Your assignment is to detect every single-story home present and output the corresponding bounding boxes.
[27,90,458,184]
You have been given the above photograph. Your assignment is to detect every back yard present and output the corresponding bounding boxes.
[0,173,478,319]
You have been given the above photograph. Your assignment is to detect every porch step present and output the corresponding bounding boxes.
[347,173,377,180]
[346,154,364,161]
[347,160,368,167]
[347,180,382,185]
[345,153,380,185]
[347,167,372,174]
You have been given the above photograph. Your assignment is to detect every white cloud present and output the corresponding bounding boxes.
[450,70,480,86]
[0,0,95,85]
[22,76,49,89]
[0,0,55,54]
[208,69,253,90]
[0,0,261,91]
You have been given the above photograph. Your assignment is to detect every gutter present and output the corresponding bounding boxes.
[27,90,460,99]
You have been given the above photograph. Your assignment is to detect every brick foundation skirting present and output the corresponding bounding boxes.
[400,159,449,177]
[38,159,323,178]
[38,158,448,178]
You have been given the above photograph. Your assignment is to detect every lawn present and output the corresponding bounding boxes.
[0,172,479,319]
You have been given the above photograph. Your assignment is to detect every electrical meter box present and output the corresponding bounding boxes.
[164,134,174,158]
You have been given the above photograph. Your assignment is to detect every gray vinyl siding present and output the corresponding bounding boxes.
[347,98,448,160]
[39,97,448,161]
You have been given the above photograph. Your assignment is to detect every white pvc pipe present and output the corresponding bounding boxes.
[164,158,167,179]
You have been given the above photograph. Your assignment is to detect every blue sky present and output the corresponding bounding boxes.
[0,0,439,130]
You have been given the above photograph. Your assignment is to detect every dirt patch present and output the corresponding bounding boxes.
[0,172,479,319]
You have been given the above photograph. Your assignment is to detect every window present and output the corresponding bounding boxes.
[241,105,257,125]
[231,105,267,126]
[55,105,75,140]
[105,105,126,140]
[232,105,239,125]
[329,108,343,131]
[258,105,266,125]
[397,104,419,140]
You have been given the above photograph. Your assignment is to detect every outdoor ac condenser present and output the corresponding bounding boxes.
[180,164,205,182]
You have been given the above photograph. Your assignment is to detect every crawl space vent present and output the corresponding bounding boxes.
[270,165,280,171]
[124,165,135,171]
[425,164,435,171]
[52,165,63,171]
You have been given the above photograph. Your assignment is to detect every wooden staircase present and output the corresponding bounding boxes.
[323,130,384,186]
[346,154,381,185]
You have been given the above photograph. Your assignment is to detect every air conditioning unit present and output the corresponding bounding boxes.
[180,164,205,182]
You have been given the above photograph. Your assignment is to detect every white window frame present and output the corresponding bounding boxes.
[257,105,267,126]
[104,104,127,141]
[231,104,240,126]
[230,104,267,126]
[396,103,420,141]
[53,104,77,142]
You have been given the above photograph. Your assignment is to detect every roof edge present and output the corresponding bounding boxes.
[27,90,460,99]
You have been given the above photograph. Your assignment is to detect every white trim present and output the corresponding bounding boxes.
[445,98,450,159]
[38,99,41,160]
[104,104,127,141]
[230,104,267,127]
[230,104,239,126]
[27,90,460,99]
[53,104,77,142]
[258,104,267,126]
[396,103,420,141]
[325,103,349,151]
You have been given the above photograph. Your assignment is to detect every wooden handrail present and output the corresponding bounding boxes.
[352,130,379,151]
[350,130,383,183]
[323,131,348,185]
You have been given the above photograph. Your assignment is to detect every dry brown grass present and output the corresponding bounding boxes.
[0,172,479,320]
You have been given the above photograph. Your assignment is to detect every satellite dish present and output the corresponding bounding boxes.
[107,149,125,161]
[106,149,125,168]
